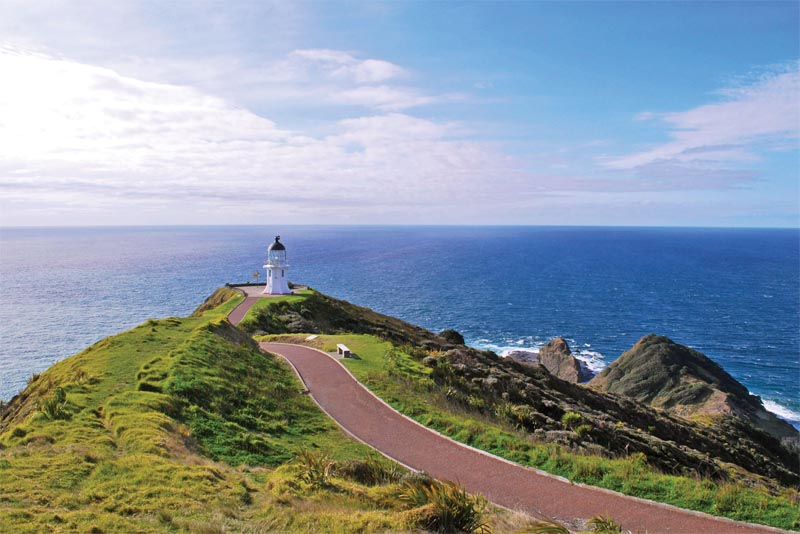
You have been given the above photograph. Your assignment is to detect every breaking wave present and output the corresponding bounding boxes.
[469,336,607,376]
[763,400,800,428]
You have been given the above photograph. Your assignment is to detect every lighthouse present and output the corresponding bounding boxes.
[263,236,291,295]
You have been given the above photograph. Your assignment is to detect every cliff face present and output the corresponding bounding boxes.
[589,334,797,441]
[507,337,592,383]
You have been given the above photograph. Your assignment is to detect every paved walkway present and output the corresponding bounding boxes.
[228,295,784,533]
[226,285,292,325]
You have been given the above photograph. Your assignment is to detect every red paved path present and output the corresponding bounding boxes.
[228,294,785,533]
[228,295,260,325]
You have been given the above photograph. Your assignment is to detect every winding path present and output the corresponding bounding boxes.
[229,292,785,533]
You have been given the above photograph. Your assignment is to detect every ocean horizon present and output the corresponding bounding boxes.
[1,225,798,429]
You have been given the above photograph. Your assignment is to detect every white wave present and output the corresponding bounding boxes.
[469,336,608,375]
[573,349,607,373]
[763,400,800,424]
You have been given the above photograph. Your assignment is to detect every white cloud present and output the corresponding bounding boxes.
[0,47,515,225]
[290,49,407,83]
[333,85,436,110]
[633,111,655,122]
[348,59,406,84]
[607,64,800,169]
[0,3,429,114]
[104,48,435,112]
[290,49,356,64]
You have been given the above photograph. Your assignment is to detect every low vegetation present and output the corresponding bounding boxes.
[3,286,797,531]
[0,288,534,533]
[296,334,800,530]
[251,288,799,530]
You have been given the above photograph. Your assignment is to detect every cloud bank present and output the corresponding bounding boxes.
[0,46,512,225]
[0,42,796,227]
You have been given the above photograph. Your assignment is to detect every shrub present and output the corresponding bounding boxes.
[586,514,623,533]
[39,387,68,420]
[400,471,435,487]
[400,478,491,533]
[237,480,253,505]
[294,449,336,489]
[523,519,569,533]
[338,455,403,486]
[561,411,582,430]
[713,483,745,514]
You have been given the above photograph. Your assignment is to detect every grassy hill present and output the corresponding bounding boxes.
[0,290,526,533]
[2,286,798,532]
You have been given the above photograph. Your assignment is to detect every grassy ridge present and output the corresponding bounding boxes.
[258,333,800,530]
[0,289,527,533]
[0,295,252,532]
[0,292,350,531]
[3,285,797,531]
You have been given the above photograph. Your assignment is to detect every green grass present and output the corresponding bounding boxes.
[4,287,795,532]
[238,289,313,327]
[255,333,800,531]
[0,306,252,531]
[0,290,532,533]
[0,291,371,532]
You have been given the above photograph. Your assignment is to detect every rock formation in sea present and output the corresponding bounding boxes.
[506,337,593,383]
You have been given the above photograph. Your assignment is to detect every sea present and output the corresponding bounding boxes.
[1,226,798,429]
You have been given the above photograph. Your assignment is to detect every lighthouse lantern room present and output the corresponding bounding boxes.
[263,236,291,295]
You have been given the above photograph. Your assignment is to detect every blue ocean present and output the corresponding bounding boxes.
[1,226,798,429]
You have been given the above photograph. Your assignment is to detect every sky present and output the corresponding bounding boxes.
[0,1,798,227]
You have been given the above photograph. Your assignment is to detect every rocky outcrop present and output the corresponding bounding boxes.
[539,337,593,383]
[507,338,592,383]
[505,350,538,364]
[589,334,798,441]
[434,345,799,486]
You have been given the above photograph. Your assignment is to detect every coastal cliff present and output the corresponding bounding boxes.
[589,334,798,441]
[1,287,798,532]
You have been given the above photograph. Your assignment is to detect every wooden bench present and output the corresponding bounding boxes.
[336,344,351,358]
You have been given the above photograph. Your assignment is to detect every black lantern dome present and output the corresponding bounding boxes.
[268,235,285,252]
[266,236,287,266]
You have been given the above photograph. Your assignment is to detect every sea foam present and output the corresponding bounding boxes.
[763,400,800,426]
[471,336,607,375]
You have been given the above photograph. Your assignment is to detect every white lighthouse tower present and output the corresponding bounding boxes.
[263,236,291,295]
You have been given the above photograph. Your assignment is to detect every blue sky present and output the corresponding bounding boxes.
[0,1,797,227]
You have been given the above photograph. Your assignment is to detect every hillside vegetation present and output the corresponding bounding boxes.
[246,290,800,530]
[0,290,525,533]
[2,286,798,532]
